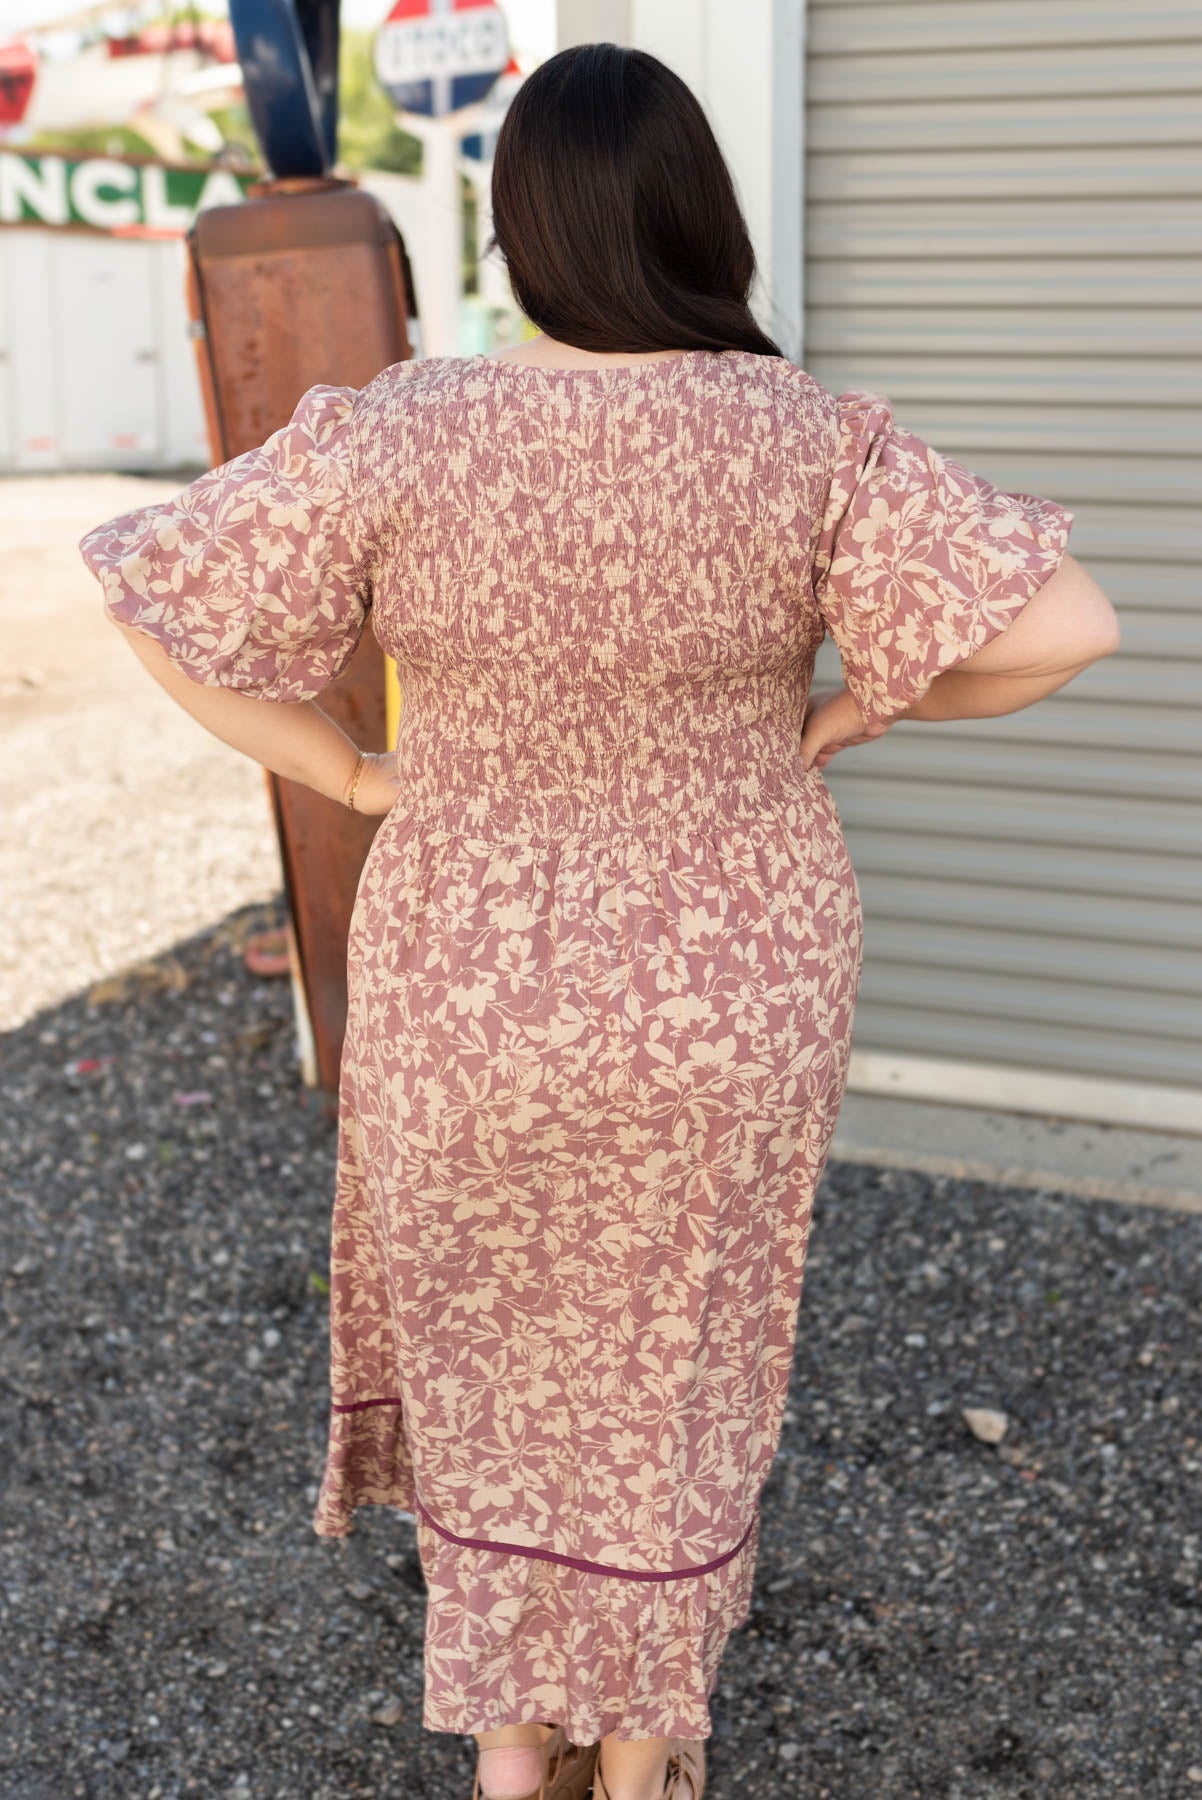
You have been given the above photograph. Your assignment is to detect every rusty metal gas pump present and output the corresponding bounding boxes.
[185,0,416,1105]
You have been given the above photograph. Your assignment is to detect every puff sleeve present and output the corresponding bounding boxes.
[79,383,372,703]
[811,389,1074,731]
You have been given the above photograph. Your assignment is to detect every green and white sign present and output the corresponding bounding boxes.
[0,151,254,234]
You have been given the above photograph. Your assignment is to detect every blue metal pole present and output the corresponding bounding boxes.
[228,0,341,179]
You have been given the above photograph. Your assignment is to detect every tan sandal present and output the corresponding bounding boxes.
[665,1740,706,1800]
[592,1737,706,1800]
[471,1723,598,1800]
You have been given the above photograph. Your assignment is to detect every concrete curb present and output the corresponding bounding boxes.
[829,1092,1202,1215]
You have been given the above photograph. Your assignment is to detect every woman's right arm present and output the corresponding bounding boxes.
[896,552,1121,723]
[111,620,402,815]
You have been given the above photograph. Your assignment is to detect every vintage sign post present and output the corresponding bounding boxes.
[372,0,509,357]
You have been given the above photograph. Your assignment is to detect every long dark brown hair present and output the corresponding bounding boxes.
[483,42,785,359]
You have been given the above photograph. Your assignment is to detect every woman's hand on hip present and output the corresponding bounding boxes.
[346,751,405,815]
[800,685,889,771]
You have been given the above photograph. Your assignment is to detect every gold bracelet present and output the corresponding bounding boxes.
[345,749,368,811]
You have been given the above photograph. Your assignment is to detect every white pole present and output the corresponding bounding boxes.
[396,115,458,356]
[470,161,510,312]
[394,100,491,358]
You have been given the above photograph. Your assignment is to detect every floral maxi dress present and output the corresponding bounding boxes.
[79,349,1073,1744]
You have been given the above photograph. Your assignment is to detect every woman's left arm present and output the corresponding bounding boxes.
[897,552,1121,723]
[801,554,1121,769]
[113,621,400,814]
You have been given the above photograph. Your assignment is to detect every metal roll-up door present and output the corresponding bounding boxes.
[803,0,1202,1128]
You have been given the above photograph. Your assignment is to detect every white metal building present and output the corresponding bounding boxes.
[0,225,209,472]
[559,0,1201,1133]
[0,150,250,473]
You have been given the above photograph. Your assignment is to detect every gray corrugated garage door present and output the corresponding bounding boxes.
[803,0,1202,1119]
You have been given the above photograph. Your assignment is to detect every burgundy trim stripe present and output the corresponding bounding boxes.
[332,1395,406,1413]
[415,1497,757,1583]
[330,1397,757,1581]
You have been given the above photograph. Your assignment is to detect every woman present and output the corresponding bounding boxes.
[79,40,1119,1800]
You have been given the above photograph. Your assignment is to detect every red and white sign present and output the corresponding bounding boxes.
[374,0,509,118]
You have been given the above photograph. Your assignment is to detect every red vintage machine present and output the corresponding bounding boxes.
[185,1,417,1104]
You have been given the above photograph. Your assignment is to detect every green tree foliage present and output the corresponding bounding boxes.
[24,125,162,161]
[338,29,422,175]
[32,22,419,175]
[205,104,259,167]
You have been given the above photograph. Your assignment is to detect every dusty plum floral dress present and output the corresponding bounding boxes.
[79,349,1072,1744]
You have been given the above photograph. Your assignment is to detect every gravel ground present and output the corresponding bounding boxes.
[3,902,1200,1800]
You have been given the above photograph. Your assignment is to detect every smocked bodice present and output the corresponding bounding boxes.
[358,349,832,844]
[388,645,823,843]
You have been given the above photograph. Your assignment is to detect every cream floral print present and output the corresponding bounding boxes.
[812,387,1073,732]
[79,349,1072,1744]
